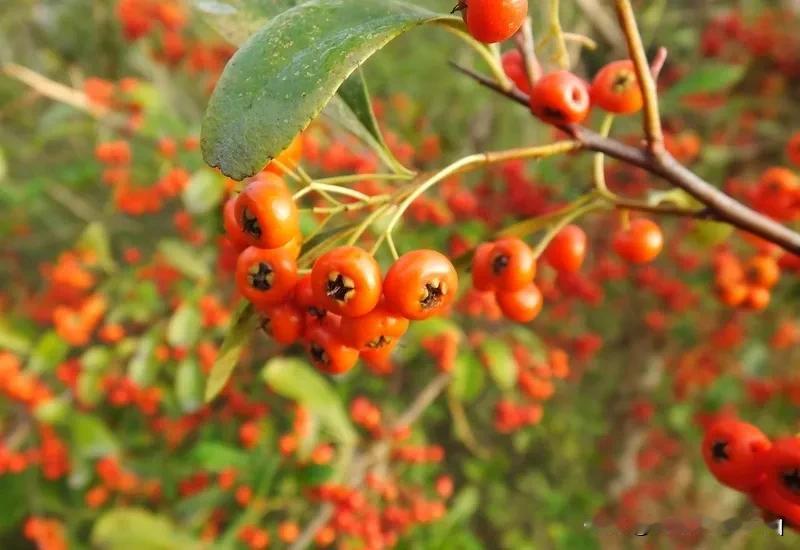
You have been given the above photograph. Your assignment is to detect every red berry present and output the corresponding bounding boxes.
[702,418,771,492]
[590,60,643,115]
[544,224,587,273]
[529,71,590,125]
[612,218,663,264]
[461,0,528,44]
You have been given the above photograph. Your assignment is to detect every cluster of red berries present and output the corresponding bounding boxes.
[703,417,800,527]
[23,517,67,550]
[712,249,779,310]
[225,173,459,375]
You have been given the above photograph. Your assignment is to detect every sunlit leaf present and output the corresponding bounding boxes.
[77,221,116,273]
[663,63,746,102]
[70,413,118,459]
[182,169,225,214]
[480,338,517,391]
[262,357,356,444]
[449,351,485,402]
[175,358,204,413]
[205,303,259,402]
[167,302,202,348]
[193,0,302,45]
[27,331,69,374]
[91,508,199,550]
[157,239,211,281]
[202,0,454,179]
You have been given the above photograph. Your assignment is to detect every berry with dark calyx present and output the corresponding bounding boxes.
[310,246,382,318]
[235,246,297,307]
[233,173,299,249]
[590,60,643,115]
[383,250,458,320]
[701,417,771,492]
[529,71,591,125]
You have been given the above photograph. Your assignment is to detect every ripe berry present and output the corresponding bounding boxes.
[471,242,496,292]
[590,60,643,115]
[383,250,458,320]
[544,224,587,273]
[501,49,533,94]
[235,246,297,307]
[460,0,528,44]
[529,71,591,125]
[745,255,780,289]
[310,246,382,318]
[259,302,304,345]
[234,174,299,249]
[305,324,359,375]
[765,437,800,506]
[701,418,770,492]
[612,218,663,263]
[223,196,249,250]
[485,238,536,291]
[338,303,409,351]
[496,283,542,322]
[750,482,800,528]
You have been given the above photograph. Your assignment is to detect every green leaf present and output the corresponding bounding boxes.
[167,302,202,348]
[189,442,250,471]
[91,508,200,550]
[157,239,210,281]
[0,318,32,354]
[182,169,225,214]
[205,302,258,402]
[77,221,116,272]
[689,220,733,248]
[0,475,27,530]
[27,331,69,374]
[175,358,204,413]
[70,413,118,459]
[128,329,160,386]
[449,351,485,402]
[330,70,411,174]
[0,147,7,181]
[202,0,453,179]
[193,0,302,45]
[663,63,746,102]
[262,357,356,444]
[481,338,517,391]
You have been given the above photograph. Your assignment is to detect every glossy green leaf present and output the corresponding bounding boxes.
[182,169,226,214]
[189,441,250,471]
[205,302,259,402]
[663,63,746,102]
[27,331,69,374]
[193,0,302,45]
[689,220,733,248]
[91,508,199,550]
[202,0,453,179]
[262,357,356,444]
[175,358,204,413]
[449,351,485,402]
[167,302,202,348]
[77,221,116,272]
[481,338,517,391]
[70,413,118,459]
[330,70,411,174]
[157,239,211,281]
[128,329,160,386]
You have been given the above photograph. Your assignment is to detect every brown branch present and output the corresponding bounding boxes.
[450,62,800,255]
[514,18,541,86]
[613,0,664,153]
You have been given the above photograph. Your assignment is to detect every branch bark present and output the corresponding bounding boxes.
[450,62,800,255]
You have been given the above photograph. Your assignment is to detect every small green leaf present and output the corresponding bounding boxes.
[205,303,258,402]
[77,221,116,272]
[262,357,356,444]
[35,397,71,425]
[663,63,746,102]
[189,442,250,471]
[202,0,453,179]
[481,338,517,391]
[0,475,27,530]
[167,302,202,348]
[331,70,411,174]
[175,358,203,413]
[182,169,225,214]
[70,413,118,459]
[128,329,160,386]
[0,318,32,354]
[27,331,69,373]
[77,370,103,406]
[157,239,210,281]
[449,351,485,402]
[91,508,199,550]
[0,147,7,181]
[689,220,733,248]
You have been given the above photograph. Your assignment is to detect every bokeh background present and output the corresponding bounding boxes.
[2,0,800,548]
